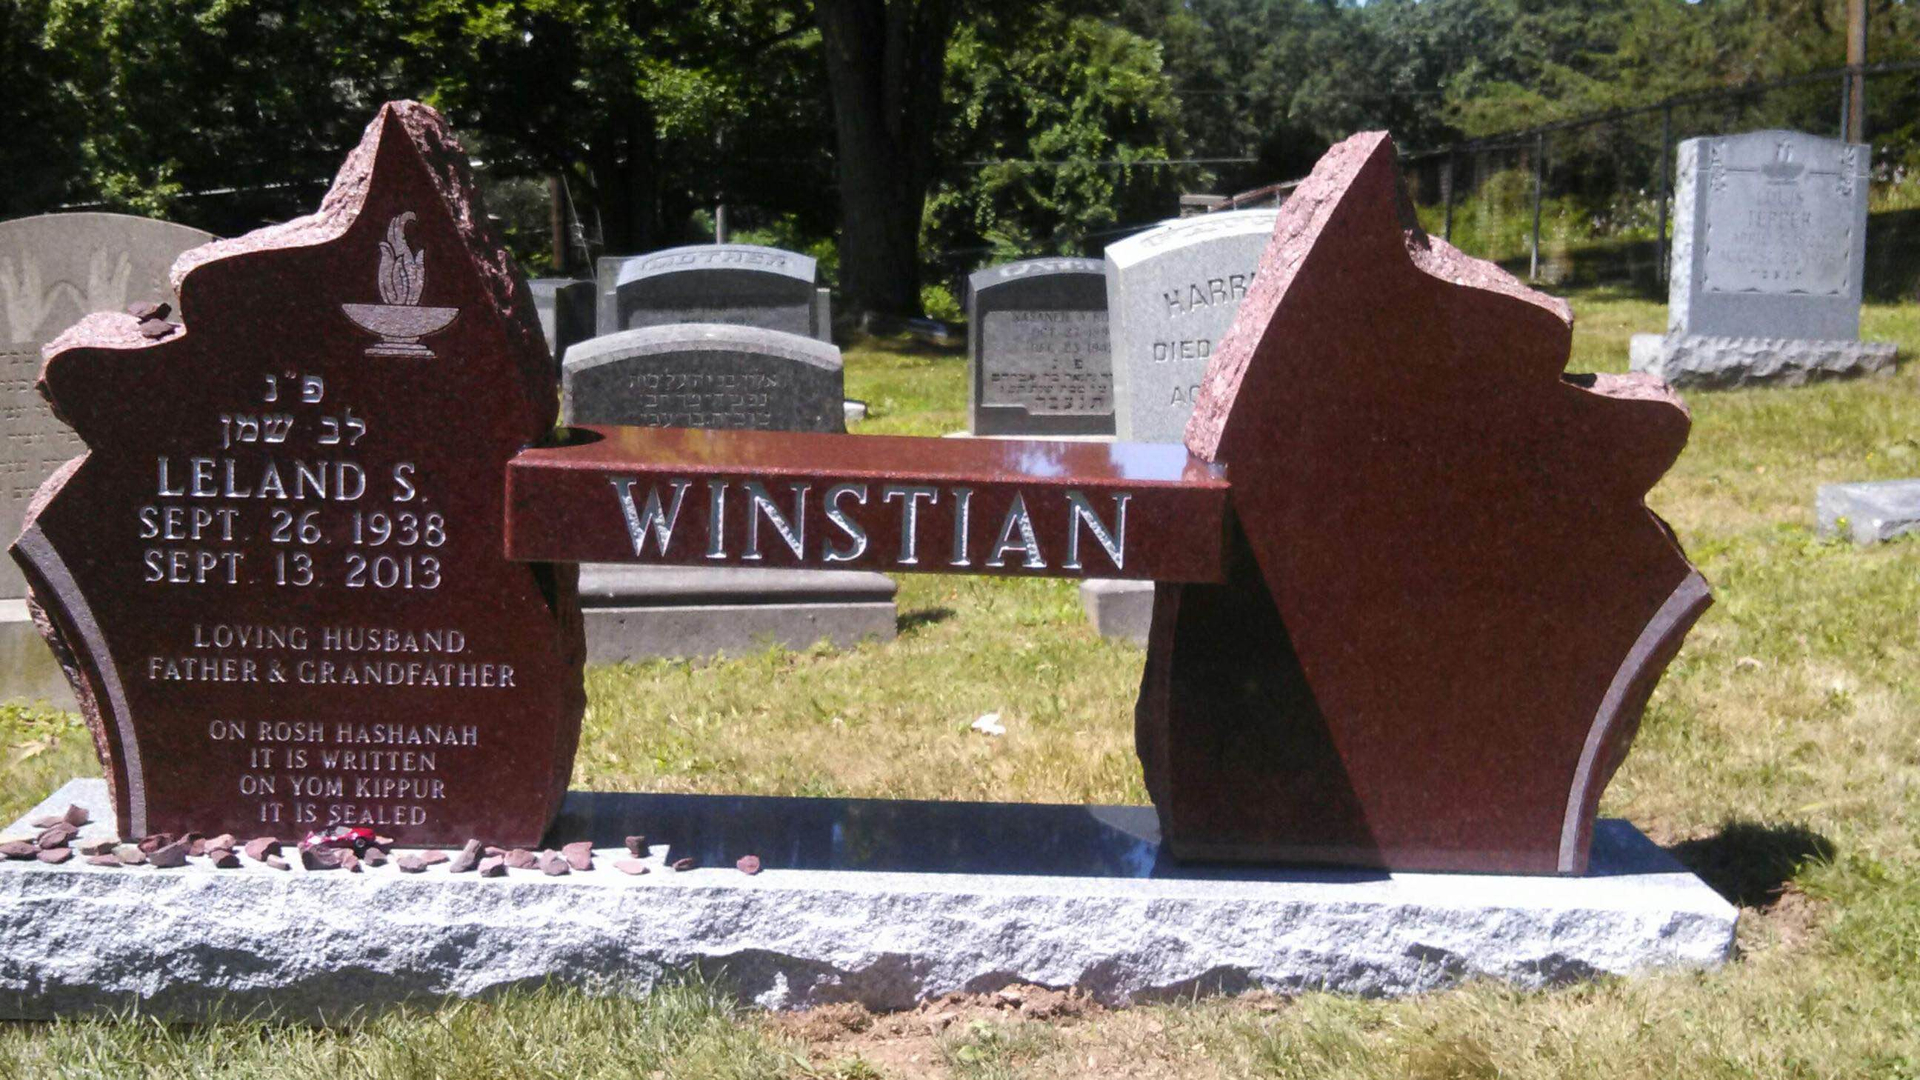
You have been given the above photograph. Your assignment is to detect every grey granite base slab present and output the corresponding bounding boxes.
[579,565,896,662]
[1816,478,1920,545]
[1081,578,1154,645]
[0,779,1736,1020]
[0,599,74,708]
[1630,332,1897,389]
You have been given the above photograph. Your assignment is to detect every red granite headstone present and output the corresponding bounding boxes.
[13,102,584,846]
[1138,131,1710,874]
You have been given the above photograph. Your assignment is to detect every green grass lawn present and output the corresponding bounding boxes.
[4,295,1920,1078]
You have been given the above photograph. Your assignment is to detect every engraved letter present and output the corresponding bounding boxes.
[949,487,974,567]
[985,492,1046,569]
[882,485,940,565]
[706,480,729,560]
[1063,490,1128,571]
[823,482,869,563]
[743,482,809,561]
[608,477,692,557]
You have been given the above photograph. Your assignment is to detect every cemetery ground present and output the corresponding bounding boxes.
[1,292,1918,1078]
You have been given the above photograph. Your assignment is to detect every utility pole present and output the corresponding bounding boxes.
[1529,133,1545,282]
[547,176,567,274]
[1657,107,1672,284]
[1845,0,1868,143]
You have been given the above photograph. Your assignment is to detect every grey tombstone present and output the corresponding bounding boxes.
[1631,130,1897,387]
[1816,479,1920,546]
[563,323,846,434]
[1104,209,1277,443]
[0,212,216,704]
[1088,210,1275,641]
[561,323,892,657]
[814,288,834,344]
[610,243,818,338]
[967,257,1112,437]
[529,278,594,374]
[595,254,629,336]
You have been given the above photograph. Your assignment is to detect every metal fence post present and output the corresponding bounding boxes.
[1443,149,1456,243]
[1530,133,1545,282]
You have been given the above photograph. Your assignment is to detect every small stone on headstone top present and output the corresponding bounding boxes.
[33,823,75,849]
[34,847,71,864]
[671,857,696,872]
[396,855,428,874]
[447,839,483,873]
[75,837,117,857]
[614,858,649,876]
[504,849,538,870]
[623,835,646,858]
[0,840,34,859]
[477,855,506,877]
[417,850,450,867]
[136,834,173,855]
[62,805,89,827]
[208,848,240,869]
[147,841,189,869]
[29,815,63,829]
[243,837,280,862]
[112,844,146,866]
[736,855,761,875]
[561,840,593,871]
[85,854,119,868]
[540,852,570,876]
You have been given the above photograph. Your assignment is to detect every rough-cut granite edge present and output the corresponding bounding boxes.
[1630,332,1899,389]
[1186,131,1690,461]
[0,779,1736,1019]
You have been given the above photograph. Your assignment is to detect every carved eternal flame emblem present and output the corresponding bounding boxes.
[340,212,460,357]
[12,102,581,846]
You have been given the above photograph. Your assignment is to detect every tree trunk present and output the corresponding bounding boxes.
[815,0,960,318]
[588,99,661,255]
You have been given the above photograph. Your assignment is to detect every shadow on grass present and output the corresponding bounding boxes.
[841,330,965,359]
[1666,820,1836,909]
[897,608,956,636]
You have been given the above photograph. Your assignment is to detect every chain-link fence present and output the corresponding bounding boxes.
[1390,61,1920,300]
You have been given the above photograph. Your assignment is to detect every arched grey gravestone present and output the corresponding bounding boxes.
[966,257,1112,437]
[602,243,819,340]
[561,323,892,660]
[1090,210,1275,642]
[1104,210,1276,445]
[563,324,845,434]
[0,213,216,704]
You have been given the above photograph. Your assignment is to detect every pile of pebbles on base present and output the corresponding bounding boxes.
[1,811,765,879]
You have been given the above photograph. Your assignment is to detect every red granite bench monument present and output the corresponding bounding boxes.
[13,102,1708,876]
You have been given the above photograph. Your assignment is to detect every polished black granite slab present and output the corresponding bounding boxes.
[543,791,1684,883]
